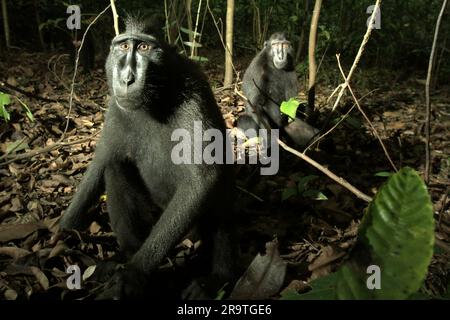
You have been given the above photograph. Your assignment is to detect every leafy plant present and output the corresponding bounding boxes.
[282,167,435,299]
[374,171,392,178]
[280,98,309,121]
[282,174,327,201]
[0,91,11,121]
[6,140,29,154]
[16,97,35,122]
[0,92,34,122]
[280,98,299,121]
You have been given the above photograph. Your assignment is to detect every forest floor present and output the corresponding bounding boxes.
[0,51,449,300]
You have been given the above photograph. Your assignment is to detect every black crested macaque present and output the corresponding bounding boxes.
[59,17,235,299]
[238,32,318,146]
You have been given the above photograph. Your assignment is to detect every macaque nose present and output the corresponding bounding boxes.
[121,67,135,86]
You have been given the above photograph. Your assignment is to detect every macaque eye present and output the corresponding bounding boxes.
[119,43,130,51]
[138,43,151,51]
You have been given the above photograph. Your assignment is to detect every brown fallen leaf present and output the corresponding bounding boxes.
[309,245,346,281]
[387,122,406,130]
[4,264,34,276]
[43,217,60,234]
[0,222,46,243]
[30,266,49,290]
[89,221,101,234]
[49,240,68,258]
[31,241,42,252]
[6,76,18,86]
[83,265,97,281]
[230,239,286,300]
[0,246,31,259]
[50,268,68,278]
[10,197,23,212]
[4,289,18,300]
[27,201,43,216]
[52,174,73,186]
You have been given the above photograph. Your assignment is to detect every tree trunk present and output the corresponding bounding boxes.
[34,0,45,50]
[1,0,11,49]
[224,0,235,87]
[307,0,322,120]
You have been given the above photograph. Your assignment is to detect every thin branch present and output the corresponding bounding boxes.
[331,0,381,112]
[190,0,203,58]
[336,55,398,172]
[164,0,171,43]
[236,185,264,202]
[0,131,101,166]
[0,6,110,167]
[63,5,111,141]
[0,81,58,103]
[278,139,373,203]
[303,89,378,153]
[110,0,119,36]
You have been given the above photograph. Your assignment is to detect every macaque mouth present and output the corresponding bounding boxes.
[121,67,136,87]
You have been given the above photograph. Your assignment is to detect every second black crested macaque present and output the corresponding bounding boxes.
[238,32,318,146]
[59,17,236,299]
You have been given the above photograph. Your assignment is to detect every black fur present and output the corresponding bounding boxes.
[238,32,318,146]
[60,18,235,299]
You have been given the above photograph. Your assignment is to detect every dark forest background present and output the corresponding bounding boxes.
[0,0,449,301]
[2,0,450,85]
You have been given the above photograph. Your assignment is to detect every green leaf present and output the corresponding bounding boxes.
[279,289,303,300]
[344,116,362,129]
[190,56,209,62]
[180,27,201,37]
[408,291,432,300]
[296,175,318,192]
[287,167,434,300]
[0,92,11,105]
[322,30,331,41]
[374,171,392,178]
[183,41,202,48]
[16,97,34,122]
[0,92,11,121]
[295,61,308,74]
[302,189,328,201]
[281,187,298,201]
[6,140,29,153]
[336,167,434,299]
[280,98,300,120]
[443,282,450,299]
[0,104,10,121]
[214,282,230,300]
[281,271,339,300]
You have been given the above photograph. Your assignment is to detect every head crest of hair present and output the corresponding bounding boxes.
[124,13,147,34]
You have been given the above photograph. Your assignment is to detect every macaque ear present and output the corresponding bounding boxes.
[263,40,269,47]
